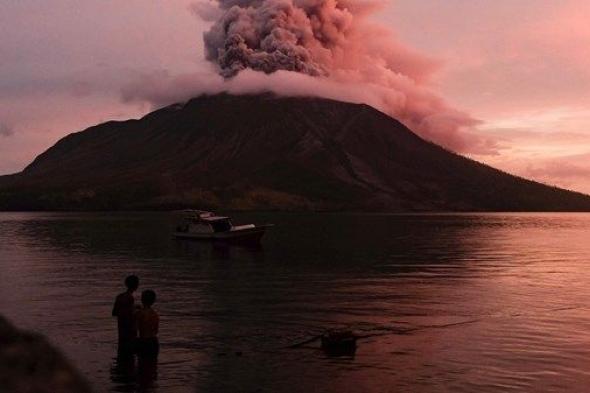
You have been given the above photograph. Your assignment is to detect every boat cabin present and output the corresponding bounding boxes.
[174,209,269,243]
[178,211,234,234]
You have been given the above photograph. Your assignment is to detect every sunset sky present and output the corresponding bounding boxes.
[1,1,589,193]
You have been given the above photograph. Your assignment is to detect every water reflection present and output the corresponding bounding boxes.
[1,213,590,392]
[110,354,159,393]
[110,355,137,392]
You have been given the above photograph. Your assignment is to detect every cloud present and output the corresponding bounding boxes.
[524,154,590,193]
[123,0,500,155]
[122,67,499,155]
[527,160,590,182]
[189,0,222,21]
[392,0,590,120]
[0,122,15,138]
[478,151,590,195]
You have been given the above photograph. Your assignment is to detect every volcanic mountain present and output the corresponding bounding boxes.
[1,93,590,211]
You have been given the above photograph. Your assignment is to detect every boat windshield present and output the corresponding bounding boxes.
[211,219,232,232]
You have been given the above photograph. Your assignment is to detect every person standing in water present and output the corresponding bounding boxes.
[112,275,140,356]
[136,289,160,389]
[135,290,159,358]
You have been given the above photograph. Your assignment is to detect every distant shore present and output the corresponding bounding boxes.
[2,208,590,214]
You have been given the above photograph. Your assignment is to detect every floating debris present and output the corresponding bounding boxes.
[321,330,358,357]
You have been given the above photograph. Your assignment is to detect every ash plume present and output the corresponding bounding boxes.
[203,0,438,82]
[125,0,497,154]
[204,0,351,78]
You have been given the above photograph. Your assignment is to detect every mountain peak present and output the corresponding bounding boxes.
[1,93,589,211]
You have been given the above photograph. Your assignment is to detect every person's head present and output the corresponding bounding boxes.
[141,290,156,308]
[124,275,139,292]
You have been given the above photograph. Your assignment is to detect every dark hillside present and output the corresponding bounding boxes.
[1,93,589,211]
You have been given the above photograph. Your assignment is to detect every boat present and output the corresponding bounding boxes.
[321,330,358,356]
[173,210,273,244]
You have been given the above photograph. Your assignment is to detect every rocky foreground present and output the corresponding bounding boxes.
[0,316,91,393]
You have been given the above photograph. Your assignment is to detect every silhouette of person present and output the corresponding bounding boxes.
[136,289,159,391]
[112,275,140,357]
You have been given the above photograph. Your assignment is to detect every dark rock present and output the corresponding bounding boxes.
[0,315,92,393]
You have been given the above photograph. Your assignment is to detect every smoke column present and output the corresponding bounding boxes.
[204,0,353,78]
[124,0,496,154]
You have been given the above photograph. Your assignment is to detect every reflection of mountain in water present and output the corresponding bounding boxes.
[2,94,590,211]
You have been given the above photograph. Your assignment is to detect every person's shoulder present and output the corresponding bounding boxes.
[115,292,133,302]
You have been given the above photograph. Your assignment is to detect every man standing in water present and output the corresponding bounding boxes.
[112,275,139,356]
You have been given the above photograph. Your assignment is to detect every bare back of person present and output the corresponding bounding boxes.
[135,290,159,359]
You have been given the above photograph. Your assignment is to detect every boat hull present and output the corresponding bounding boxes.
[173,225,271,244]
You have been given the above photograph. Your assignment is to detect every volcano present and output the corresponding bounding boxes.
[1,93,589,211]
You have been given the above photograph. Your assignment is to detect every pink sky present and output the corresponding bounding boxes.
[1,1,589,193]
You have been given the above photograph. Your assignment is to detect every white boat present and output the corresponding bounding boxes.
[173,210,273,243]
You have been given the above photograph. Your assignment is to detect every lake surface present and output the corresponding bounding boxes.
[1,212,590,392]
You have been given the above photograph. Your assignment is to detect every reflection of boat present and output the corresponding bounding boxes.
[173,210,273,244]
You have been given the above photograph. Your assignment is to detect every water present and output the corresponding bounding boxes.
[1,212,590,392]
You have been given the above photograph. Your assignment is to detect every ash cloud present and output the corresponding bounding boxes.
[126,0,497,154]
[203,0,352,78]
[203,0,439,82]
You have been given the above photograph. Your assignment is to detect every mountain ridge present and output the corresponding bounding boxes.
[1,93,589,211]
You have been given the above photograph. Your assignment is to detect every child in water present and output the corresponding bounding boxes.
[135,289,160,358]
